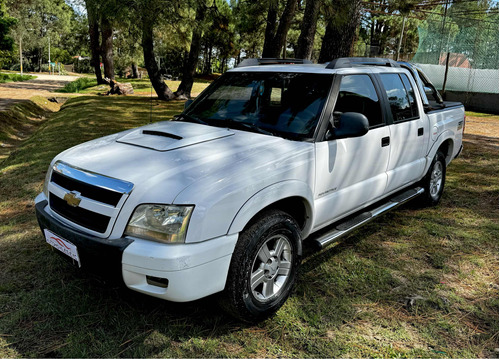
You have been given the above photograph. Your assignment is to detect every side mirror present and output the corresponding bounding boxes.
[424,85,444,104]
[424,86,434,97]
[326,112,369,140]
[184,99,194,110]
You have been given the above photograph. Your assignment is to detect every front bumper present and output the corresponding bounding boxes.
[35,196,238,302]
[36,199,132,279]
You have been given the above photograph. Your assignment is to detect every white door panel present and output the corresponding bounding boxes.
[313,126,390,230]
[386,120,426,192]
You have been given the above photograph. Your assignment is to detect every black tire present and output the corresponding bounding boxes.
[220,209,302,323]
[419,151,446,206]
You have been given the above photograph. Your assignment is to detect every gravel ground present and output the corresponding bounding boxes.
[0,73,79,110]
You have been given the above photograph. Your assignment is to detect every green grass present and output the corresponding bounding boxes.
[0,73,36,83]
[0,97,61,161]
[0,98,497,357]
[56,77,210,97]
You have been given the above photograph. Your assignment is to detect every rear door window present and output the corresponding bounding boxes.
[400,74,419,118]
[380,73,418,122]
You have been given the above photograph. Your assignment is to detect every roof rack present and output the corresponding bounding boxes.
[326,57,400,69]
[237,58,313,68]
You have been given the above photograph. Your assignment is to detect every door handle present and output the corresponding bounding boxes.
[418,127,424,136]
[381,136,390,147]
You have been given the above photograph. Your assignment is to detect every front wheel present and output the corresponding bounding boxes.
[220,209,302,322]
[420,151,446,206]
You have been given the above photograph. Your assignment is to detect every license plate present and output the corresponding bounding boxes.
[44,229,81,267]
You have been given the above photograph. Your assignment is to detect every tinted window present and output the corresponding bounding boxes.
[380,73,414,122]
[185,72,333,140]
[334,75,383,127]
[400,74,419,118]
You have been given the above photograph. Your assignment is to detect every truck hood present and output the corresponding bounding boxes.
[53,121,310,204]
[116,121,234,151]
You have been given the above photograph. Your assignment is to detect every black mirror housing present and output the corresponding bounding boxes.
[329,112,369,140]
[184,99,194,110]
[424,86,434,96]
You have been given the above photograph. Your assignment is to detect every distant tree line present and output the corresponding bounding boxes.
[0,0,497,99]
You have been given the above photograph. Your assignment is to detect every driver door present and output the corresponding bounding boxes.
[313,74,391,230]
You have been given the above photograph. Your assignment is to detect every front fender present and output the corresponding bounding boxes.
[228,180,314,237]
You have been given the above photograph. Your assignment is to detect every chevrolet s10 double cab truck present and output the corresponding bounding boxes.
[35,57,465,321]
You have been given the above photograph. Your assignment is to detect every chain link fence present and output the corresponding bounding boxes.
[411,8,499,112]
[358,4,499,113]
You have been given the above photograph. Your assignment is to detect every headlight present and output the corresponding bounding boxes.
[125,204,194,243]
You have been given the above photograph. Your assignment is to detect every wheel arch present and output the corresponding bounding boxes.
[426,131,455,173]
[228,181,314,241]
[437,138,454,165]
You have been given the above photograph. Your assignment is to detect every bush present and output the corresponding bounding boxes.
[56,77,98,93]
[0,73,36,83]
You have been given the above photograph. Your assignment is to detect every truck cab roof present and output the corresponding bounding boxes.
[230,57,407,75]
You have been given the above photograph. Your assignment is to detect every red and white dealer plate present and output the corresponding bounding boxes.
[44,229,81,267]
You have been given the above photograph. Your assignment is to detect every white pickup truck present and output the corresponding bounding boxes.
[35,57,464,321]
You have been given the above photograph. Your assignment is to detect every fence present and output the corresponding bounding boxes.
[359,3,499,113]
[411,4,498,112]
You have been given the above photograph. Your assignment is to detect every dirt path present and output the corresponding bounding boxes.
[0,73,79,110]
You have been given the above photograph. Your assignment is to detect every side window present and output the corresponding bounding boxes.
[380,73,416,122]
[334,74,384,128]
[400,74,419,118]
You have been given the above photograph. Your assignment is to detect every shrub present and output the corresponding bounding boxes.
[56,77,98,93]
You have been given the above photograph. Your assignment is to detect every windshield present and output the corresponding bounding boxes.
[183,72,333,140]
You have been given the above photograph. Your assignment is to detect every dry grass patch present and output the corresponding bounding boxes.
[465,111,499,138]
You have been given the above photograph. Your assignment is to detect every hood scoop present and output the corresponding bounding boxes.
[117,121,234,151]
[142,130,183,140]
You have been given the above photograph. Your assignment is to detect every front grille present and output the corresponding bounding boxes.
[47,161,134,235]
[51,171,122,206]
[50,194,110,233]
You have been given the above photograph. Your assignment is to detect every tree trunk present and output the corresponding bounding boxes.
[100,16,115,81]
[38,47,42,72]
[295,0,320,60]
[262,0,278,57]
[318,0,362,63]
[131,62,139,78]
[262,0,297,58]
[142,22,175,100]
[272,0,297,57]
[104,79,134,95]
[207,44,213,74]
[175,3,206,99]
[85,0,104,84]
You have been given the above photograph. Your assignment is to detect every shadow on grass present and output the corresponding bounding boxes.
[0,97,498,358]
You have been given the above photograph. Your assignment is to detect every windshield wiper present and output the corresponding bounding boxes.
[216,119,274,136]
[173,113,208,125]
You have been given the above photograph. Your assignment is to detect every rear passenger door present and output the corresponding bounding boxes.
[313,74,390,230]
[379,72,427,193]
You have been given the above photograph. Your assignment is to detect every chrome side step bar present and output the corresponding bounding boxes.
[311,187,424,249]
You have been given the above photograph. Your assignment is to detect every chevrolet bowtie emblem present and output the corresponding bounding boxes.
[63,191,82,207]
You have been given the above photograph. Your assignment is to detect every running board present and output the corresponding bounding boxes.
[311,187,424,249]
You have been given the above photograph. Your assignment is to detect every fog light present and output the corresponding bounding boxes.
[146,275,169,288]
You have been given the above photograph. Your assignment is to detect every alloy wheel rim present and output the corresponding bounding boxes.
[429,161,443,199]
[250,234,292,302]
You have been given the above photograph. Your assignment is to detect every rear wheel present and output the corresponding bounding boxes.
[420,151,446,206]
[220,209,302,322]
